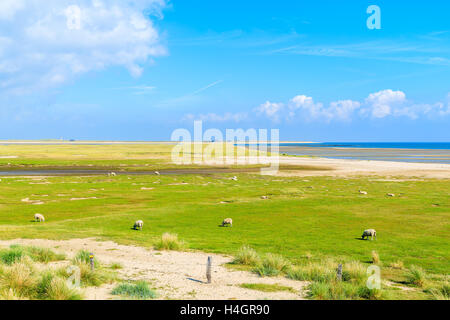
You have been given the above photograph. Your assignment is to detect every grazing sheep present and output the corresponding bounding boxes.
[261,196,269,200]
[134,220,144,231]
[387,193,395,197]
[359,190,368,195]
[108,172,117,177]
[34,214,45,222]
[231,176,238,181]
[154,171,160,176]
[362,229,377,240]
[222,218,233,227]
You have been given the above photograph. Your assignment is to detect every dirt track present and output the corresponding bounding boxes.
[0,238,308,300]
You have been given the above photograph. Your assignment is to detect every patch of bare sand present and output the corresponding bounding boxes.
[0,239,308,300]
[235,156,450,179]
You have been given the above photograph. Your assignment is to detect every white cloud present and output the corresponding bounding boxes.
[0,0,25,20]
[289,95,325,119]
[255,101,284,121]
[363,89,407,118]
[257,90,449,123]
[0,0,167,94]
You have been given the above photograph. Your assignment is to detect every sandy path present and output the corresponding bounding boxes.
[0,239,308,300]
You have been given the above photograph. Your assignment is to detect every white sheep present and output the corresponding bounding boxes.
[222,218,233,227]
[361,229,377,240]
[387,193,395,197]
[34,214,45,222]
[154,171,160,176]
[359,190,368,195]
[231,176,238,181]
[108,172,117,177]
[134,220,144,231]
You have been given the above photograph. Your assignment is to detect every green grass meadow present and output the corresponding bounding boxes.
[0,172,448,275]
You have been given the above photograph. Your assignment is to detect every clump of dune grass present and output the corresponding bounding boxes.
[287,263,335,282]
[254,253,290,277]
[37,272,81,300]
[233,245,260,266]
[371,251,380,265]
[0,246,25,265]
[72,250,99,268]
[240,283,295,293]
[63,250,116,287]
[0,288,27,300]
[388,260,404,269]
[429,283,450,300]
[2,259,37,297]
[154,233,185,251]
[308,281,384,300]
[0,245,65,265]
[405,265,427,287]
[112,281,157,300]
[26,246,65,263]
[109,262,123,270]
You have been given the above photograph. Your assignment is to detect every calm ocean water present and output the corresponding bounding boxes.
[242,142,450,164]
[278,142,450,150]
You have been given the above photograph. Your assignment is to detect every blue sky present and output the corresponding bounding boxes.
[0,0,449,141]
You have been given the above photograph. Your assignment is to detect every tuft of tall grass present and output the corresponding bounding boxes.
[154,233,185,251]
[72,250,99,267]
[388,260,404,269]
[46,277,82,300]
[429,283,450,300]
[2,260,37,297]
[0,288,28,300]
[112,281,157,300]
[233,246,260,266]
[371,251,380,265]
[308,281,384,300]
[405,265,427,287]
[0,245,65,265]
[0,246,25,265]
[37,271,81,300]
[253,253,290,277]
[27,246,66,263]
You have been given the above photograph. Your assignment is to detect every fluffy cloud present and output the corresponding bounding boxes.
[256,90,449,122]
[363,89,407,118]
[255,101,284,121]
[0,0,166,94]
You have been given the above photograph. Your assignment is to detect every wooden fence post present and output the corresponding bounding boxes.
[90,253,95,271]
[206,256,212,284]
[337,264,343,281]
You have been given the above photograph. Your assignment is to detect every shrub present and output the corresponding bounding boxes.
[154,233,185,251]
[112,281,157,300]
[233,246,260,266]
[405,265,427,287]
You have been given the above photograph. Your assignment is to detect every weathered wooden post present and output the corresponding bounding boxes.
[90,253,95,271]
[206,256,212,284]
[337,264,343,281]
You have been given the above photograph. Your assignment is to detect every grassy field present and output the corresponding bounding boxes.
[0,143,448,299]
